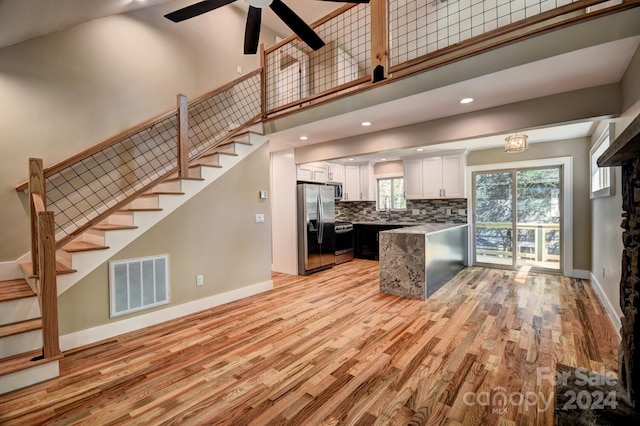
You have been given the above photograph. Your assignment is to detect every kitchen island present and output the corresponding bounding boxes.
[379,223,468,299]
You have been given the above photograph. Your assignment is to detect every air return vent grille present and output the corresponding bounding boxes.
[109,255,170,318]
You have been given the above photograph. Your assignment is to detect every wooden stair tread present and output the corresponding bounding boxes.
[63,241,109,253]
[164,177,204,182]
[20,262,76,278]
[118,208,163,212]
[142,191,185,196]
[0,318,41,339]
[0,279,35,302]
[218,140,252,147]
[189,163,222,169]
[0,350,62,377]
[201,151,238,158]
[92,224,138,231]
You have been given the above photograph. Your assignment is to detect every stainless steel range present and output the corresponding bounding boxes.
[335,221,354,264]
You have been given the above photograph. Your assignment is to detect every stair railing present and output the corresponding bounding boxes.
[17,70,263,249]
[28,158,61,359]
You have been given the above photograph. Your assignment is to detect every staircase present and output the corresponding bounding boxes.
[0,129,269,395]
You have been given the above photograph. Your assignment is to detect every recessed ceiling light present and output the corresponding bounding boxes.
[460,97,474,104]
[361,121,372,126]
[416,148,424,152]
[299,136,308,140]
[380,158,387,161]
[348,158,355,161]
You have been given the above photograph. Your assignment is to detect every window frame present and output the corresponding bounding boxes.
[590,123,615,199]
[377,175,407,211]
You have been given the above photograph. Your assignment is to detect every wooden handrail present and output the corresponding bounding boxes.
[32,193,45,213]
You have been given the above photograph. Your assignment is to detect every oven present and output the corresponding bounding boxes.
[335,221,354,264]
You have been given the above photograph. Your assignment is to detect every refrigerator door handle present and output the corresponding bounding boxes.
[317,193,324,244]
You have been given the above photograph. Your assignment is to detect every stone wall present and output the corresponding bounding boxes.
[620,157,640,408]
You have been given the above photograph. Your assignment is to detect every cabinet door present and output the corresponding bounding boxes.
[312,166,327,183]
[442,155,464,198]
[297,165,313,182]
[422,156,443,198]
[344,165,361,201]
[359,164,372,201]
[403,158,423,199]
[327,163,344,183]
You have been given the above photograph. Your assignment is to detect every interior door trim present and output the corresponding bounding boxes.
[466,156,573,275]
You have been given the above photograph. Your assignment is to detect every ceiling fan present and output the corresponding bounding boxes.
[165,0,371,54]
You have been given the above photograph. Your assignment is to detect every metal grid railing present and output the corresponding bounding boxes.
[44,72,262,244]
[389,0,580,68]
[46,114,179,241]
[188,71,262,158]
[265,3,371,114]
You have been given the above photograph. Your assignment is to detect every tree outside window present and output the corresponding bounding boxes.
[378,177,406,210]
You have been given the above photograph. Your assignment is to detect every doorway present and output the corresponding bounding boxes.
[473,166,562,272]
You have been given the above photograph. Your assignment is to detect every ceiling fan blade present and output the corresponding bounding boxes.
[165,0,237,23]
[244,6,262,55]
[270,0,325,51]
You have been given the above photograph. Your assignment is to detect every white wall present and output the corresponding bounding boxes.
[270,149,298,274]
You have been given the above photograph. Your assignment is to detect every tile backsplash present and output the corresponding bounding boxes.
[336,199,468,224]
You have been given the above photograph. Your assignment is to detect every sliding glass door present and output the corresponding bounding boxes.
[473,166,562,272]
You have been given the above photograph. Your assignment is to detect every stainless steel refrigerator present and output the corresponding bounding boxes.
[297,183,335,275]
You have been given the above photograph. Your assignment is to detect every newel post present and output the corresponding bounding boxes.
[28,158,45,276]
[177,94,189,178]
[371,0,389,83]
[38,211,61,358]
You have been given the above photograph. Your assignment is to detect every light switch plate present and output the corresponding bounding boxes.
[259,190,268,199]
[255,213,265,223]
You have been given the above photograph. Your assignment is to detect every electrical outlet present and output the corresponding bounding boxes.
[412,208,419,216]
[446,208,452,215]
[196,275,204,286]
[255,213,265,223]
[458,209,466,216]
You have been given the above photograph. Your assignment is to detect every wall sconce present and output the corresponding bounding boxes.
[505,133,528,153]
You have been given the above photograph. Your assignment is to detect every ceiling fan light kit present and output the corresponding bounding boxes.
[504,133,529,153]
[165,0,370,54]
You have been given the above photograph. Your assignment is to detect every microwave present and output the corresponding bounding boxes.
[326,182,343,201]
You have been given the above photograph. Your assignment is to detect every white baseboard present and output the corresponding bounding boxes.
[569,269,591,280]
[60,279,273,351]
[589,272,622,339]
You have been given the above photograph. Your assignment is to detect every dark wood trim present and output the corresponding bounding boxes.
[599,112,640,167]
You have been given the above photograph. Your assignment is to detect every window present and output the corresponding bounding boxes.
[590,123,614,198]
[378,177,406,210]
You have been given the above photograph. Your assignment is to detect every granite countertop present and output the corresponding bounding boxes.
[351,221,427,226]
[380,223,468,235]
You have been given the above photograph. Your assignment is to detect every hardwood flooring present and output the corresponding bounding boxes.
[0,260,619,425]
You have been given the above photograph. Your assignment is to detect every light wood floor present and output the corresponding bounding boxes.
[0,260,619,425]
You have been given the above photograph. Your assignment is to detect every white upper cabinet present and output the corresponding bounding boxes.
[297,162,327,183]
[326,162,344,183]
[403,153,466,199]
[343,164,373,201]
